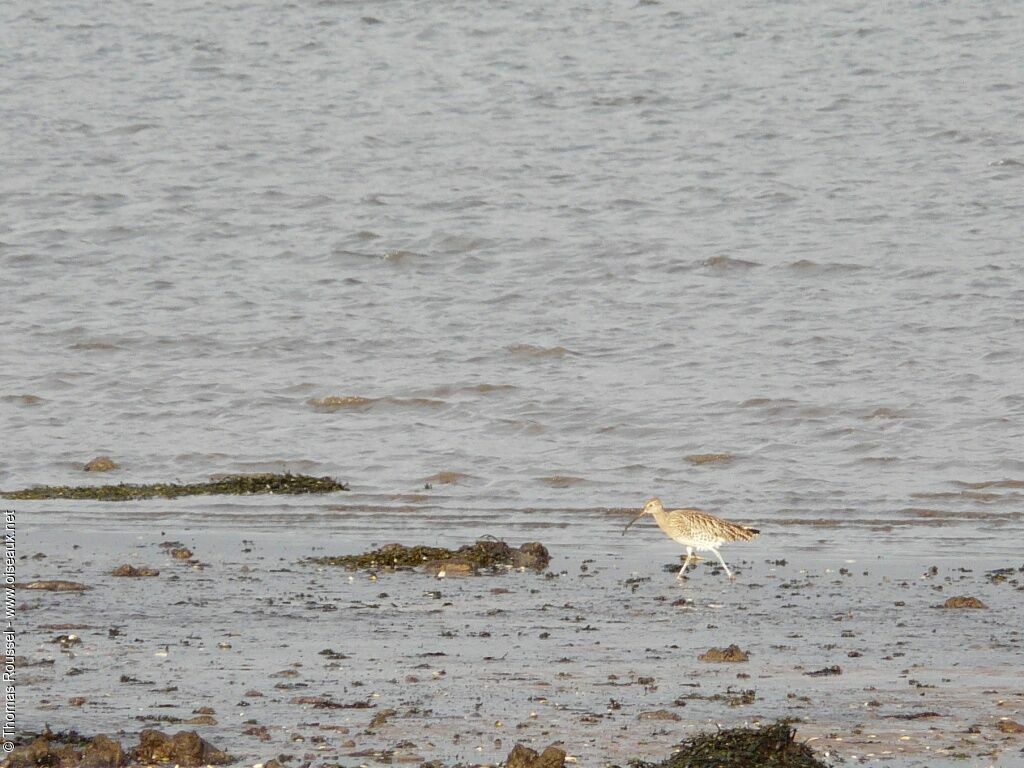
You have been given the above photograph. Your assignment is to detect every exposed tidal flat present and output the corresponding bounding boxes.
[10,495,1024,768]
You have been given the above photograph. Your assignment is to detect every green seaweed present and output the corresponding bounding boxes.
[308,539,549,572]
[623,722,828,768]
[1,473,348,501]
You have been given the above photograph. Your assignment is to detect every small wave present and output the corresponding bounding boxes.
[862,407,908,420]
[911,491,1003,503]
[506,344,574,359]
[463,383,517,394]
[309,396,445,412]
[539,475,587,488]
[424,471,472,485]
[2,394,42,406]
[702,255,760,270]
[70,340,122,351]
[951,479,1024,490]
[785,259,866,274]
[310,395,374,411]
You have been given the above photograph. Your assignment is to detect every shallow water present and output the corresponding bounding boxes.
[3,0,1024,763]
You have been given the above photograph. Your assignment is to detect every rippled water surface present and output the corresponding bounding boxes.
[4,1,1024,533]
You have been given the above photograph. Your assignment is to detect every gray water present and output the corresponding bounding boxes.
[3,0,1024,530]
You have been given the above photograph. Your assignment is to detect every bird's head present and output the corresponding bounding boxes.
[622,497,663,535]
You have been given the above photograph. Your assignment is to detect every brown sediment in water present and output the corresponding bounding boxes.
[506,343,573,359]
[307,539,550,573]
[685,452,735,465]
[423,470,471,485]
[1,472,348,501]
[309,395,445,411]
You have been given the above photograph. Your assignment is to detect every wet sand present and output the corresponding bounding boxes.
[13,500,1024,767]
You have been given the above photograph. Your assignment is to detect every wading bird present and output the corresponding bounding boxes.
[622,497,759,579]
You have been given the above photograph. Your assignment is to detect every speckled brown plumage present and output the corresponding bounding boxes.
[623,497,760,579]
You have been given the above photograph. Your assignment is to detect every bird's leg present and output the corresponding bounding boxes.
[711,549,734,579]
[677,547,694,580]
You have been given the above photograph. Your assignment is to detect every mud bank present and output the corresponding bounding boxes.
[10,506,1024,767]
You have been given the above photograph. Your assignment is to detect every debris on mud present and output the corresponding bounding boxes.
[805,665,842,677]
[1,472,348,501]
[638,709,681,721]
[673,688,756,707]
[308,539,550,573]
[16,580,91,592]
[505,742,567,768]
[698,644,749,662]
[622,721,828,768]
[2,729,230,768]
[940,596,987,609]
[83,456,118,472]
[112,564,159,577]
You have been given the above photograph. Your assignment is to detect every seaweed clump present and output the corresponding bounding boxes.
[309,539,550,573]
[623,722,828,768]
[1,473,348,501]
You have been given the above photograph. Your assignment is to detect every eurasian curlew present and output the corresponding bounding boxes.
[622,497,759,579]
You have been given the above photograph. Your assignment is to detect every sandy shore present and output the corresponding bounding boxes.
[11,502,1024,767]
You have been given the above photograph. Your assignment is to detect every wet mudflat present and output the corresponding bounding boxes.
[12,502,1024,767]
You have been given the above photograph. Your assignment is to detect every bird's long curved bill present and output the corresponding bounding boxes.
[621,512,644,535]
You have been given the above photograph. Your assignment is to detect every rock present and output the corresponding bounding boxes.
[171,548,194,560]
[4,734,125,768]
[17,580,91,592]
[941,596,987,609]
[505,743,566,768]
[513,542,551,570]
[534,746,567,768]
[84,456,118,472]
[81,735,126,767]
[131,730,232,766]
[699,644,749,662]
[112,564,159,577]
[368,708,397,729]
[997,719,1024,734]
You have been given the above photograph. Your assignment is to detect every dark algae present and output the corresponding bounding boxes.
[1,472,348,501]
[309,539,550,572]
[622,722,829,768]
